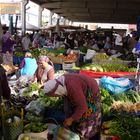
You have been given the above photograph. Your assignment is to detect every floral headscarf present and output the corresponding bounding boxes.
[38,55,53,66]
[38,55,49,62]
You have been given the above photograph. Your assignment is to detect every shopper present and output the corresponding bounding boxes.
[0,56,11,100]
[43,73,101,140]
[34,55,55,84]
[21,33,31,51]
[19,52,37,76]
[2,31,15,54]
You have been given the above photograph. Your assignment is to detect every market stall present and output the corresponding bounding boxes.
[1,37,139,140]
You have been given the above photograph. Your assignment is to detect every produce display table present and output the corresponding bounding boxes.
[80,70,136,78]
[2,64,18,75]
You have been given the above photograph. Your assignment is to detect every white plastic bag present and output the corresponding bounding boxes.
[85,49,96,60]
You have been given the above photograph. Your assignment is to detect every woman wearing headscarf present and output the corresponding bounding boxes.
[34,55,55,84]
[43,73,101,140]
[19,52,37,76]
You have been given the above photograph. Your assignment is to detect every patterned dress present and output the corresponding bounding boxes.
[63,74,101,139]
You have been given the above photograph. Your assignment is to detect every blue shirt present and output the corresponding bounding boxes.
[20,57,37,76]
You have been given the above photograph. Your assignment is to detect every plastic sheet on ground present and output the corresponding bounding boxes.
[80,70,136,78]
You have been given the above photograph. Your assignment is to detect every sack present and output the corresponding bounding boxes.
[53,126,80,140]
[100,76,134,94]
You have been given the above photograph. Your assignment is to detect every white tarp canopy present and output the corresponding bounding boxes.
[17,22,40,31]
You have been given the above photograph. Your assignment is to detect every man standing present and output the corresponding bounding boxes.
[22,33,31,51]
[115,32,123,53]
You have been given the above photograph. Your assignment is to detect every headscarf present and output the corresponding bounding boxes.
[25,52,32,58]
[38,55,53,66]
[43,76,67,96]
[38,55,49,62]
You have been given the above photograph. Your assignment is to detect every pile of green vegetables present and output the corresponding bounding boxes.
[81,64,136,72]
[22,83,41,97]
[24,122,48,133]
[101,89,140,117]
[102,115,140,140]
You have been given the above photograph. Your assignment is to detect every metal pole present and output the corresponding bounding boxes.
[21,0,28,36]
[38,6,44,28]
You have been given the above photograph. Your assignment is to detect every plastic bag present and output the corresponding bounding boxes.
[25,99,46,115]
[53,126,80,140]
[100,76,134,94]
[16,75,34,88]
[85,49,96,60]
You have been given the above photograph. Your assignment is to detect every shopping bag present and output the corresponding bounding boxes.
[53,126,80,140]
[100,76,134,94]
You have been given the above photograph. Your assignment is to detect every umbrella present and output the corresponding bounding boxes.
[0,19,3,49]
[8,16,14,35]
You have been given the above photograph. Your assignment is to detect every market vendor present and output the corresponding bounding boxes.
[0,56,11,100]
[19,52,37,76]
[43,73,101,140]
[34,55,55,84]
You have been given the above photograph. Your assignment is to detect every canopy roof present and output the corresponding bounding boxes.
[31,0,139,24]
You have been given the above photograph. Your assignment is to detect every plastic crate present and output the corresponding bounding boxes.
[54,64,62,71]
[13,56,24,66]
[62,62,75,70]
[66,69,79,74]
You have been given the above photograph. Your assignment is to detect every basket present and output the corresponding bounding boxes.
[18,130,48,140]
[1,108,24,140]
[49,56,63,64]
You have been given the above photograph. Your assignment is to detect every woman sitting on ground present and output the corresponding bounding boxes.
[19,52,37,76]
[34,55,55,84]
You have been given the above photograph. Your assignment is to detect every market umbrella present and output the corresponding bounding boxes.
[8,16,14,35]
[55,18,60,36]
[0,19,2,50]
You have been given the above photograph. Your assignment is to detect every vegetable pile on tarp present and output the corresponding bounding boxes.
[81,63,136,72]
[101,89,140,118]
[102,114,140,140]
[25,91,63,122]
